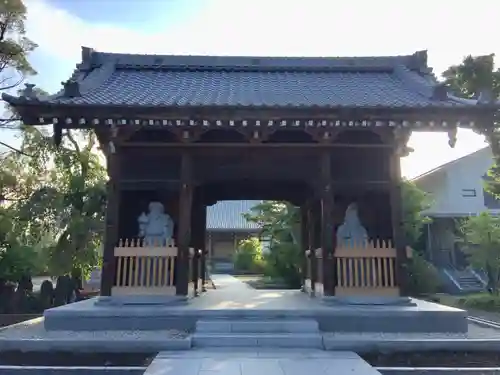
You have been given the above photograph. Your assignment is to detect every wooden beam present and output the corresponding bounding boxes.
[122,142,392,149]
[18,102,494,125]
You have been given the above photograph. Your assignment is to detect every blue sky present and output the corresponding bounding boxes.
[4,0,500,177]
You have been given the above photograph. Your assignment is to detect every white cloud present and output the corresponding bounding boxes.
[27,0,500,74]
[23,0,494,176]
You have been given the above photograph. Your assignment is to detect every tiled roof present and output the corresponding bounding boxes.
[4,48,484,109]
[206,200,262,231]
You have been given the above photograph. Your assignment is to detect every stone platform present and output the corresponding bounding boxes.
[43,277,467,333]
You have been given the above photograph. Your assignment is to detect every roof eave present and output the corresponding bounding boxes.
[5,96,496,112]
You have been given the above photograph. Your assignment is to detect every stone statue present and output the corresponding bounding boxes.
[138,201,174,245]
[336,203,368,247]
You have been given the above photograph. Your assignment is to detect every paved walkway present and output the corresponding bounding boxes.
[145,349,381,375]
[192,274,315,310]
[210,274,254,290]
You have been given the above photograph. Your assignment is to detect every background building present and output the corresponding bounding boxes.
[206,200,262,272]
[413,147,497,292]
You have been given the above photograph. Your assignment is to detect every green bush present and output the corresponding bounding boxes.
[263,242,302,288]
[233,237,265,273]
[407,253,442,296]
[0,245,39,283]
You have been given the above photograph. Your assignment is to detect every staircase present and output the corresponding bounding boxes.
[193,318,323,348]
[444,269,485,294]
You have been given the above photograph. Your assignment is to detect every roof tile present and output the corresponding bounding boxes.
[55,69,447,108]
[12,49,472,109]
[206,200,262,231]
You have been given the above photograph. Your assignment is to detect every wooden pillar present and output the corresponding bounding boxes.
[176,152,193,296]
[191,195,207,293]
[389,149,408,295]
[300,204,309,288]
[308,200,318,292]
[100,146,120,296]
[320,151,335,296]
[190,196,204,296]
[208,232,213,258]
[200,204,207,292]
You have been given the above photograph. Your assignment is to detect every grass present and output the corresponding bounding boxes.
[431,292,500,313]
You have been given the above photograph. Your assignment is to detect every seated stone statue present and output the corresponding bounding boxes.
[336,203,368,247]
[138,201,174,246]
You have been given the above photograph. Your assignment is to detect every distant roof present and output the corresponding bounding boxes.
[3,48,491,110]
[206,200,261,231]
[411,146,490,182]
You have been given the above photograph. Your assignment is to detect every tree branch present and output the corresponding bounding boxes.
[0,140,30,156]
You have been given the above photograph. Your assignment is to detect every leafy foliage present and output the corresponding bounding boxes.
[442,54,500,99]
[400,180,439,295]
[243,201,302,287]
[407,253,441,295]
[442,54,500,197]
[458,212,500,291]
[0,126,107,282]
[401,180,432,250]
[0,0,38,130]
[233,237,264,273]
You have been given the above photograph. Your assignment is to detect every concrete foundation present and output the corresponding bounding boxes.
[43,292,468,334]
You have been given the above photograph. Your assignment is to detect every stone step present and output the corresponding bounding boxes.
[195,319,319,334]
[192,333,323,348]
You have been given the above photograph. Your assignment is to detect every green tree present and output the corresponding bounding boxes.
[16,128,107,277]
[234,237,264,273]
[442,54,500,99]
[0,0,38,130]
[458,212,500,292]
[401,180,432,250]
[243,201,302,287]
[0,127,106,279]
[400,181,440,295]
[442,54,500,196]
[0,138,46,282]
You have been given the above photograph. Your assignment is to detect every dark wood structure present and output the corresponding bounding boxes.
[5,48,497,297]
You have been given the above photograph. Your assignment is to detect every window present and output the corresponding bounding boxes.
[461,189,477,197]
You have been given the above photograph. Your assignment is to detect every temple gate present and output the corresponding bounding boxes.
[5,48,496,299]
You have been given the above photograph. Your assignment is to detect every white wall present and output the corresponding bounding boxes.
[415,148,499,217]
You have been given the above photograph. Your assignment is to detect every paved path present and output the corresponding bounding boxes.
[191,274,316,310]
[210,274,254,290]
[145,349,381,375]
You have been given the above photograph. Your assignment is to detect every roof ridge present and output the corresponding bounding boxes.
[392,65,435,100]
[80,47,429,72]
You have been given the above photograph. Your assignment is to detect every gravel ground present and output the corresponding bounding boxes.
[0,318,188,340]
[324,323,500,340]
[0,318,499,342]
[467,323,500,339]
